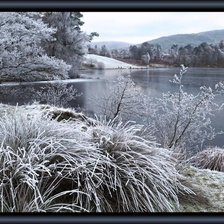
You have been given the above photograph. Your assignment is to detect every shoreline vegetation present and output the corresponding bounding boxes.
[0,103,223,212]
[0,54,171,83]
[0,53,222,83]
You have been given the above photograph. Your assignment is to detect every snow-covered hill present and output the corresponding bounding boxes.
[83,54,140,69]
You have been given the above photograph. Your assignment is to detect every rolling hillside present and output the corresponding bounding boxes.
[147,29,224,51]
[90,29,224,54]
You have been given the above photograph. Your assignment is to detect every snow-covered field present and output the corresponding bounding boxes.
[84,54,141,69]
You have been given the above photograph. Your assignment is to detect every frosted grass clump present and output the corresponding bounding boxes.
[188,147,224,172]
[0,105,190,212]
[89,118,187,212]
[0,107,91,212]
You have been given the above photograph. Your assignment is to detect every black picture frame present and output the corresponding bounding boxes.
[0,213,224,223]
[0,0,224,11]
[0,1,224,224]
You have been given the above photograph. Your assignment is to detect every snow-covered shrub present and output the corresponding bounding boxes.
[97,62,105,70]
[0,83,81,109]
[82,57,99,69]
[92,75,142,121]
[140,65,224,154]
[0,105,191,212]
[188,147,224,172]
[34,83,82,108]
[0,12,71,82]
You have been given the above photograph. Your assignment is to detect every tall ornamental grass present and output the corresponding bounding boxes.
[188,147,224,172]
[0,105,191,212]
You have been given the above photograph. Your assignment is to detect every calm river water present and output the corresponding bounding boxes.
[1,67,224,148]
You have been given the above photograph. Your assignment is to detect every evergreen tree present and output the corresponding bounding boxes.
[42,12,90,78]
[100,45,111,57]
[0,12,71,82]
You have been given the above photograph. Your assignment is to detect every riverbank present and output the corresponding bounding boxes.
[0,78,97,87]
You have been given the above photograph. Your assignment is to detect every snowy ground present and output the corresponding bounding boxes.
[83,54,144,69]
[180,166,224,212]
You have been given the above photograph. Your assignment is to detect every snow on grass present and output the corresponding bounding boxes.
[84,54,141,69]
[0,104,191,212]
[188,147,224,172]
[180,166,224,212]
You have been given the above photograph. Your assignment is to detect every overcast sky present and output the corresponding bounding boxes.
[81,12,224,44]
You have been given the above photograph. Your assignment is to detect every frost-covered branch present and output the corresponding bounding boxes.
[140,65,224,153]
[34,83,82,108]
[112,80,129,119]
[92,75,142,121]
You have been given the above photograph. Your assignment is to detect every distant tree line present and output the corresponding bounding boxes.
[88,40,224,67]
[171,41,224,67]
[87,42,163,65]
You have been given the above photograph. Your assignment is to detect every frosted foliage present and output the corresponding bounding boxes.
[0,12,71,81]
[92,75,142,121]
[35,83,81,108]
[188,147,224,172]
[0,106,191,212]
[140,65,224,153]
[42,12,89,77]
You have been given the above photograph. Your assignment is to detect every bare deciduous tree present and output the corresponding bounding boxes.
[92,75,142,121]
[140,65,224,153]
